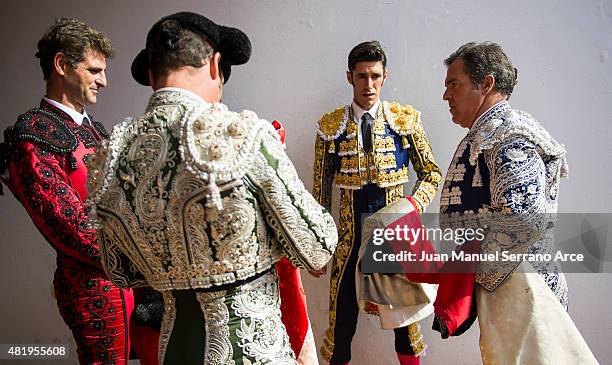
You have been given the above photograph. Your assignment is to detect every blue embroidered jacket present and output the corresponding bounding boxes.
[440,101,568,307]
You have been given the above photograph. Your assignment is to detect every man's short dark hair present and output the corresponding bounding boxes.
[348,41,387,72]
[36,18,114,80]
[444,41,517,96]
[148,19,215,79]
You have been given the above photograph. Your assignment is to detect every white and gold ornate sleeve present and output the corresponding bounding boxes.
[408,114,442,213]
[246,123,338,271]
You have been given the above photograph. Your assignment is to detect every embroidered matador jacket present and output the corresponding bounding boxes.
[0,99,138,364]
[439,100,569,308]
[313,101,442,211]
[312,101,442,360]
[86,89,338,364]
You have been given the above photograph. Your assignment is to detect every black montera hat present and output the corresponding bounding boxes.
[131,11,251,85]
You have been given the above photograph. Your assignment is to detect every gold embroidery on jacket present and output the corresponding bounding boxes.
[385,184,404,205]
[322,189,355,361]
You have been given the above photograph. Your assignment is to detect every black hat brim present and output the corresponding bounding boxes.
[131,49,150,86]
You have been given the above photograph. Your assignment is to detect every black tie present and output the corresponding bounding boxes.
[83,116,102,141]
[361,112,373,153]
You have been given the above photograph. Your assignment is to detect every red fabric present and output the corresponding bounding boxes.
[272,120,286,144]
[386,196,477,337]
[385,196,442,283]
[130,288,160,365]
[54,261,134,364]
[397,353,421,365]
[8,140,103,269]
[433,241,478,337]
[130,324,160,365]
[277,257,310,356]
[6,100,106,269]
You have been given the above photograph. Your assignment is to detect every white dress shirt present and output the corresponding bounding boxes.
[351,99,380,148]
[43,97,90,126]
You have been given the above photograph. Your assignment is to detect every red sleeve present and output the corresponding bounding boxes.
[8,141,102,269]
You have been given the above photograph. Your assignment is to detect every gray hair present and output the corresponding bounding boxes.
[445,41,517,96]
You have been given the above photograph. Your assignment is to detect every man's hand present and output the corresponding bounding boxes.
[308,265,327,278]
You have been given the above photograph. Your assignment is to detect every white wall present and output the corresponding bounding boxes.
[0,1,610,364]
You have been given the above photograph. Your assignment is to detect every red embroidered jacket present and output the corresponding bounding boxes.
[1,99,109,270]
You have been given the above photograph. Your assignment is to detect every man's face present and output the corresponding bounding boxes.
[347,61,387,110]
[62,50,107,111]
[443,58,485,129]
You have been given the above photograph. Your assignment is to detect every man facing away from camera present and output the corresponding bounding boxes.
[86,12,338,364]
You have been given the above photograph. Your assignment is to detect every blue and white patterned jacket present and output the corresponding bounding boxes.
[440,100,569,307]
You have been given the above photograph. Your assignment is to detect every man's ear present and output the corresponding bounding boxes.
[382,69,388,85]
[210,52,222,81]
[346,70,353,86]
[53,52,68,76]
[482,74,495,94]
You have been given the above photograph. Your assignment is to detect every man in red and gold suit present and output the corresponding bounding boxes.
[0,18,156,365]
